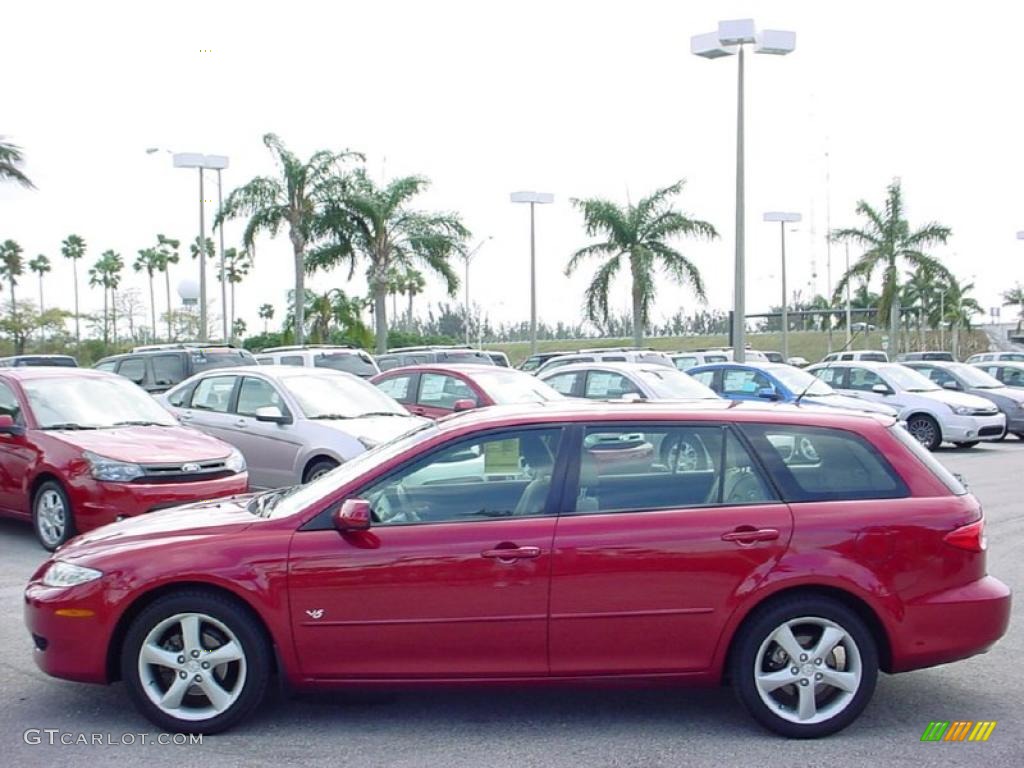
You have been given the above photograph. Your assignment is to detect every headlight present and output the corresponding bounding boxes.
[357,436,380,450]
[42,561,102,588]
[83,451,144,482]
[224,447,246,473]
[949,405,971,416]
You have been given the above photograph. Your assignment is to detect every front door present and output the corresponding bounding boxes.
[549,423,792,674]
[0,381,35,516]
[231,376,304,489]
[288,426,565,679]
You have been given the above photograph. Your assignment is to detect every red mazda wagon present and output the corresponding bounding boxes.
[24,401,1010,737]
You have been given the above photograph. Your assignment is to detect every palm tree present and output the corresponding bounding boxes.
[403,268,426,330]
[133,247,161,341]
[566,180,717,346]
[217,133,363,346]
[308,169,469,353]
[938,275,982,359]
[190,236,215,264]
[89,250,123,345]
[220,247,251,337]
[155,234,180,340]
[61,234,86,346]
[900,265,943,348]
[0,240,24,324]
[831,180,952,351]
[29,254,50,318]
[0,137,35,189]
[1002,285,1024,332]
[258,303,274,335]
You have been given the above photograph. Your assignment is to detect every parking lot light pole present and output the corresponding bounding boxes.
[511,192,554,354]
[692,20,796,363]
[764,212,801,361]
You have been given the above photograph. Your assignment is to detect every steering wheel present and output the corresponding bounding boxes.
[723,470,765,505]
[372,483,420,524]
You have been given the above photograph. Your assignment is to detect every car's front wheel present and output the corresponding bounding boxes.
[32,480,74,551]
[731,597,878,738]
[906,414,942,451]
[121,591,271,734]
[954,441,979,449]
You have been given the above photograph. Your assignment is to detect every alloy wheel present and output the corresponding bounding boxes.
[35,490,67,549]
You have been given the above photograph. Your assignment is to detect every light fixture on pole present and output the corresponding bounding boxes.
[763,212,801,362]
[510,191,554,354]
[692,19,796,363]
[462,236,493,346]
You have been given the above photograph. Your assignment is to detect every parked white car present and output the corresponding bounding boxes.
[539,361,719,401]
[806,361,1005,450]
[671,348,768,370]
[254,345,380,378]
[534,348,674,376]
[965,351,1024,364]
[820,350,889,363]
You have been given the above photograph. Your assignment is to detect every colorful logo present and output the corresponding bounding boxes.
[921,721,997,742]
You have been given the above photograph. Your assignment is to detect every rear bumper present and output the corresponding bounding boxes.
[890,576,1011,673]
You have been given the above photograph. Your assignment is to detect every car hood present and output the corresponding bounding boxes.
[56,495,258,562]
[47,425,233,464]
[917,389,999,411]
[311,414,429,445]
[802,393,898,416]
[971,387,1024,405]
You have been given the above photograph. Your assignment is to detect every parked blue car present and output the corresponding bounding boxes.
[687,362,899,417]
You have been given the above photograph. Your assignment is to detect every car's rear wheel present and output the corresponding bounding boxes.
[304,458,339,483]
[906,414,942,451]
[731,597,878,738]
[32,481,74,551]
[954,441,979,449]
[121,591,271,734]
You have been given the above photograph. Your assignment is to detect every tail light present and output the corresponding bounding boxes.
[944,518,986,552]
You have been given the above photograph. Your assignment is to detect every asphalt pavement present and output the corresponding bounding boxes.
[1,441,1021,768]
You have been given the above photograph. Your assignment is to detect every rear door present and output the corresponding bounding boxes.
[177,374,240,442]
[549,422,793,674]
[413,372,479,418]
[232,376,304,489]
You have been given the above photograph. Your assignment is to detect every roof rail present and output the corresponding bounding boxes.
[385,344,476,353]
[578,346,654,353]
[131,341,238,352]
[262,344,358,353]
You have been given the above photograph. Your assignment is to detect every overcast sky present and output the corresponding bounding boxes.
[4,0,1023,337]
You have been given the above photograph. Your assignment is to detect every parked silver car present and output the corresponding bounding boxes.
[159,366,427,489]
[538,361,719,401]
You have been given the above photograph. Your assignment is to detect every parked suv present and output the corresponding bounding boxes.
[254,345,379,378]
[671,348,769,370]
[375,345,494,371]
[95,344,257,394]
[807,361,1005,450]
[898,351,955,362]
[26,401,1010,737]
[965,351,1024,364]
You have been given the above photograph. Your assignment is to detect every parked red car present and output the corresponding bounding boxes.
[0,368,248,549]
[24,401,1009,737]
[372,363,562,418]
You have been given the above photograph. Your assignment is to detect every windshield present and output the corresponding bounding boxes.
[24,376,179,428]
[769,365,834,397]
[883,365,940,392]
[519,357,542,372]
[192,349,257,372]
[263,421,439,518]
[471,369,564,404]
[282,372,409,418]
[950,363,1003,388]
[637,368,719,399]
[313,352,378,377]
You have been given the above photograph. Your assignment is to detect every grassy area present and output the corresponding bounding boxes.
[485,330,988,367]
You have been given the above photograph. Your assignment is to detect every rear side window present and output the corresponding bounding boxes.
[888,423,966,495]
[705,355,727,363]
[151,354,185,386]
[94,360,118,373]
[256,356,273,365]
[191,349,257,372]
[118,357,147,384]
[860,353,887,362]
[280,355,305,367]
[739,424,908,502]
[674,356,697,370]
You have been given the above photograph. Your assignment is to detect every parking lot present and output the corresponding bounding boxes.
[0,441,1019,768]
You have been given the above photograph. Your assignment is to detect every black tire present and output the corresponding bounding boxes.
[303,457,339,483]
[954,441,979,449]
[121,590,271,734]
[731,596,879,739]
[32,480,75,551]
[906,414,942,451]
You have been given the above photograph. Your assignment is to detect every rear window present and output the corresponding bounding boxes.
[889,423,967,495]
[151,354,185,385]
[860,353,888,362]
[16,356,77,367]
[740,424,909,502]
[438,351,493,365]
[705,355,728,363]
[191,349,257,372]
[314,352,377,377]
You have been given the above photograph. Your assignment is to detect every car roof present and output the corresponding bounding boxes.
[176,364,359,381]
[974,359,1024,368]
[0,366,117,381]
[538,361,685,376]
[688,362,791,373]
[375,363,512,376]
[808,360,892,369]
[902,360,959,368]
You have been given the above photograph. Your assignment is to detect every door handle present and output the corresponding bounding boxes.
[721,527,780,544]
[179,412,193,421]
[481,546,541,560]
[234,419,247,428]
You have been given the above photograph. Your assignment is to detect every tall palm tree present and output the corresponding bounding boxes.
[0,240,24,324]
[0,137,35,189]
[831,180,952,350]
[308,169,469,353]
[190,236,215,264]
[29,254,50,318]
[89,250,123,345]
[403,268,426,330]
[220,247,251,337]
[155,234,180,340]
[1002,285,1024,332]
[938,275,982,359]
[258,303,274,335]
[108,251,124,344]
[566,180,717,346]
[61,234,86,346]
[217,133,363,345]
[133,247,161,341]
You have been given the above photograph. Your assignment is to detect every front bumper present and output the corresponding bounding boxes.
[72,472,249,533]
[941,413,1006,443]
[24,577,113,684]
[891,575,1012,673]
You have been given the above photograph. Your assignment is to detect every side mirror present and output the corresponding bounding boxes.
[0,413,24,436]
[254,405,291,424]
[618,392,646,402]
[452,398,477,412]
[333,498,372,532]
[757,387,779,401]
[942,380,960,391]
[871,383,892,395]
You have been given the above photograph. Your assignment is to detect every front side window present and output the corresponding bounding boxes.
[418,373,478,409]
[361,428,563,525]
[190,376,237,413]
[674,356,698,370]
[739,424,908,502]
[571,425,776,514]
[722,368,772,396]
[584,371,641,399]
[1001,366,1024,386]
[812,367,845,387]
[917,366,958,389]
[280,355,305,367]
[0,381,23,424]
[376,374,417,403]
[236,377,286,417]
[544,371,581,396]
[94,360,118,373]
[845,367,884,392]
